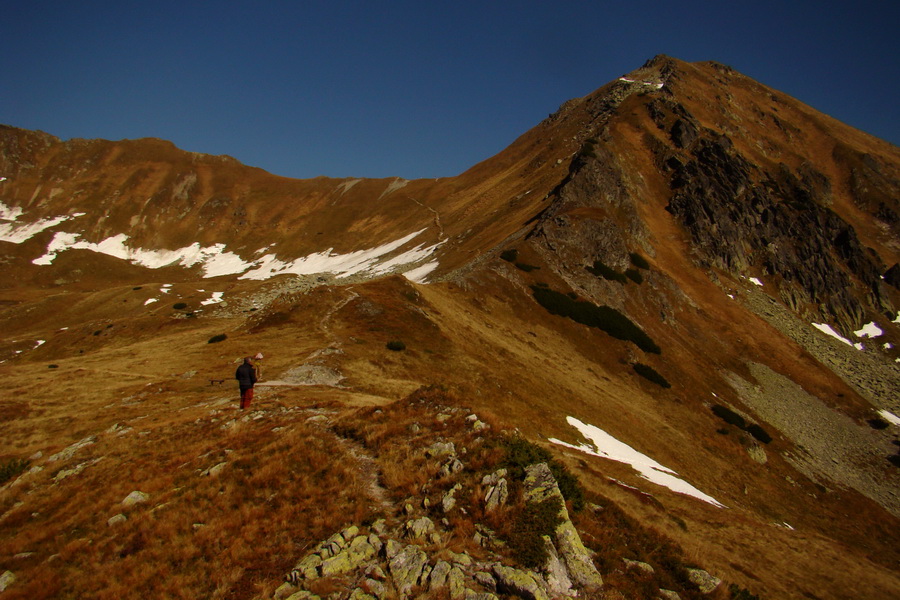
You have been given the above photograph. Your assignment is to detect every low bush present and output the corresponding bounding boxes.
[625,268,644,284]
[745,423,773,444]
[0,457,29,485]
[711,405,746,429]
[48,364,59,369]
[868,418,889,430]
[500,249,518,262]
[173,302,188,310]
[888,455,900,468]
[586,260,628,284]
[729,583,762,600]
[629,252,650,270]
[531,286,662,354]
[207,334,227,344]
[386,340,406,351]
[500,435,584,511]
[506,496,564,568]
[632,363,671,388]
[515,263,539,272]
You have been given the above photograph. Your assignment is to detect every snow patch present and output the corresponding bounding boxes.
[878,410,900,427]
[854,322,883,338]
[749,277,764,287]
[812,323,857,348]
[201,292,224,305]
[403,261,440,283]
[550,416,726,508]
[144,298,158,306]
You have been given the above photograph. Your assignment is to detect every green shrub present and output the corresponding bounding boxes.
[745,423,773,444]
[515,263,539,272]
[629,252,650,270]
[531,286,662,354]
[586,260,628,284]
[500,435,584,511]
[625,268,644,284]
[632,363,671,388]
[500,249,518,262]
[173,302,188,310]
[0,458,30,485]
[729,583,762,600]
[48,364,58,369]
[711,405,746,429]
[207,334,227,344]
[507,496,564,568]
[386,340,406,351]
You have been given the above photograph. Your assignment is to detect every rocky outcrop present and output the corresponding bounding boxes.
[524,463,604,592]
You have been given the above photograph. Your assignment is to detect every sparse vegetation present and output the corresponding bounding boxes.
[506,496,564,568]
[632,363,671,388]
[531,286,662,354]
[386,340,406,351]
[711,405,772,444]
[500,249,518,262]
[587,259,628,284]
[0,457,30,485]
[629,252,650,270]
[207,334,227,344]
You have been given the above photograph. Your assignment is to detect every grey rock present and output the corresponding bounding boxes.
[0,571,14,593]
[659,589,682,600]
[687,568,721,594]
[203,461,228,477]
[429,560,452,590]
[448,566,466,600]
[273,581,298,599]
[361,578,387,599]
[122,490,150,507]
[492,564,549,600]
[405,516,435,539]
[465,592,499,600]
[48,436,95,462]
[426,441,456,458]
[484,478,509,512]
[442,483,462,512]
[107,513,127,527]
[623,558,655,574]
[389,544,429,598]
[542,535,573,596]
[348,589,376,600]
[481,469,508,486]
[383,538,403,560]
[524,463,603,590]
[473,571,497,590]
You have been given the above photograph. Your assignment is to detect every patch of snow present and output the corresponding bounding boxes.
[1,213,77,243]
[884,342,893,350]
[749,277,764,287]
[201,292,224,305]
[854,322,883,338]
[160,285,171,294]
[34,340,45,348]
[550,416,726,508]
[894,312,900,324]
[404,261,440,283]
[378,177,408,200]
[239,229,427,281]
[878,410,900,427]
[0,200,23,221]
[618,77,635,83]
[0,176,7,182]
[812,323,855,347]
[727,293,735,299]
[144,298,158,306]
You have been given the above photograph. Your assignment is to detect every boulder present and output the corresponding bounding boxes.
[0,570,15,592]
[473,571,496,590]
[492,564,549,600]
[686,568,721,594]
[405,516,435,539]
[122,490,150,507]
[426,441,456,458]
[524,463,603,590]
[388,544,428,597]
[429,560,452,590]
[107,513,127,527]
[442,483,462,512]
[484,477,508,512]
[541,535,573,596]
[448,566,467,600]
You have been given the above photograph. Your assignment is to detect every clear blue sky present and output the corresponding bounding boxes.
[2,1,897,179]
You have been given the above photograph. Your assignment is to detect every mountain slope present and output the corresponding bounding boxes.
[1,56,899,600]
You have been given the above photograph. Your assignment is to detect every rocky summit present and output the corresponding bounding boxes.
[0,56,899,600]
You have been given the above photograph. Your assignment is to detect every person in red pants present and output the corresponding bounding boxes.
[235,356,257,409]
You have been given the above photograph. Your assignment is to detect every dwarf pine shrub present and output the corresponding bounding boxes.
[386,340,406,351]
[587,260,628,284]
[531,286,662,354]
[629,252,650,270]
[173,302,188,310]
[507,496,564,568]
[500,249,518,262]
[515,262,539,272]
[500,435,584,511]
[0,457,29,485]
[625,268,644,284]
[632,363,671,388]
[207,334,227,344]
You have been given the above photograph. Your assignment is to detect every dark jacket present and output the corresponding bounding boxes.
[235,363,257,388]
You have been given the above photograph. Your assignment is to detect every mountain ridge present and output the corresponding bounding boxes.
[1,56,899,600]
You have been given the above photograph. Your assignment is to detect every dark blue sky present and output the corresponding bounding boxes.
[2,1,897,179]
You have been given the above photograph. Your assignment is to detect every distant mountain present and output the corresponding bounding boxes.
[1,56,898,600]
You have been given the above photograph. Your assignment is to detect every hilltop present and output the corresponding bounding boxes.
[1,56,899,599]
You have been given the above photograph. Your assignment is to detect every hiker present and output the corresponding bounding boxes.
[235,356,257,409]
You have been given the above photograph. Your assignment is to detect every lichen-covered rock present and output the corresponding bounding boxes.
[448,565,467,599]
[686,568,721,594]
[361,578,387,599]
[289,553,322,582]
[659,589,682,600]
[492,564,549,600]
[524,463,603,590]
[541,535,573,596]
[286,591,321,600]
[107,513,127,527]
[473,570,496,590]
[348,588,376,600]
[122,490,149,507]
[273,581,298,599]
[623,558,655,574]
[0,570,15,592]
[388,544,428,597]
[426,441,456,458]
[484,477,508,512]
[320,536,376,577]
[465,591,499,600]
[383,538,403,559]
[405,516,435,539]
[442,483,462,512]
[429,560,452,590]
